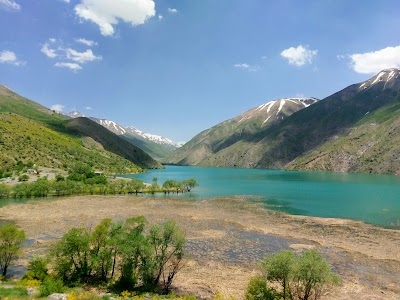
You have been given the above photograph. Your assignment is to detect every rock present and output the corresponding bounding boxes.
[48,293,67,300]
[27,287,36,296]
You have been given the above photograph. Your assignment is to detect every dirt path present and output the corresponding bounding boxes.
[0,195,399,299]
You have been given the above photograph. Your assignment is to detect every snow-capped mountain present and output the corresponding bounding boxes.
[167,96,318,166]
[358,68,400,90]
[234,97,319,126]
[62,112,181,148]
[125,126,181,147]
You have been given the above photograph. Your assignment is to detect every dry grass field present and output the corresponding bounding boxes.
[0,195,399,299]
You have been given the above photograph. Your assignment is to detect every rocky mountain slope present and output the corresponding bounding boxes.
[0,85,162,173]
[167,97,318,166]
[64,112,180,160]
[167,69,400,174]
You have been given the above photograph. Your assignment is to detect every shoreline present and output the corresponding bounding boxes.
[0,195,399,299]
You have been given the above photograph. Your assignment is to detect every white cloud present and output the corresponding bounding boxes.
[85,106,93,110]
[65,48,102,64]
[63,0,70,3]
[233,63,260,72]
[168,8,178,13]
[41,43,58,58]
[50,104,65,112]
[158,14,163,20]
[74,0,156,36]
[55,62,82,71]
[75,38,97,47]
[281,45,317,66]
[49,38,57,43]
[349,46,400,74]
[0,50,25,66]
[0,0,20,11]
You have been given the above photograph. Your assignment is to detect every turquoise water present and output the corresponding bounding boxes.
[121,165,400,228]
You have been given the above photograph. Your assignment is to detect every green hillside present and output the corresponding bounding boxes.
[167,98,317,166]
[65,118,162,169]
[287,99,400,174]
[167,69,400,174]
[0,85,161,174]
[121,133,176,162]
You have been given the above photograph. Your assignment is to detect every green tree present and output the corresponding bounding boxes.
[0,184,10,198]
[250,249,340,300]
[50,227,91,282]
[0,224,26,276]
[129,178,145,194]
[291,250,340,300]
[262,250,294,300]
[144,220,185,293]
[181,178,199,192]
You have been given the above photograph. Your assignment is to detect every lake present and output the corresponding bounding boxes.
[120,165,400,228]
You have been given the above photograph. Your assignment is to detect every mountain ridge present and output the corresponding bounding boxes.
[167,69,400,174]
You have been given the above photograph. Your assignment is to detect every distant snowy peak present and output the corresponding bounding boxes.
[359,68,400,90]
[126,126,181,147]
[236,97,319,125]
[94,118,127,135]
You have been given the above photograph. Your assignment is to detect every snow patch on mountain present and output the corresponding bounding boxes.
[359,68,400,90]
[125,126,181,147]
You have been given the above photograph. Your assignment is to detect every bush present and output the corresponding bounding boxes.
[23,255,49,281]
[245,276,277,300]
[247,249,340,300]
[18,174,29,182]
[39,277,65,297]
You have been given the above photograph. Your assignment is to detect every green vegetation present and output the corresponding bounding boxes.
[246,249,340,300]
[48,217,184,293]
[0,164,199,199]
[0,224,26,276]
[0,85,162,177]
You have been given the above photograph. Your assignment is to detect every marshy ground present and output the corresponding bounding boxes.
[0,195,399,299]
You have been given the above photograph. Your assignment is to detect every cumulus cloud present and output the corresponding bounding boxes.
[75,38,97,47]
[349,46,400,74]
[0,50,25,66]
[0,0,20,11]
[41,43,58,58]
[55,62,83,71]
[74,0,156,36]
[50,104,65,112]
[40,38,102,71]
[233,63,260,72]
[168,8,178,13]
[281,45,317,66]
[158,14,163,20]
[65,48,102,64]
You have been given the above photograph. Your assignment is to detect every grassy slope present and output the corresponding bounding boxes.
[121,133,176,162]
[65,118,163,169]
[0,113,142,173]
[286,99,400,174]
[167,101,306,166]
[0,85,161,173]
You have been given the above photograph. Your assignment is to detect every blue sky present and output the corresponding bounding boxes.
[1,0,400,142]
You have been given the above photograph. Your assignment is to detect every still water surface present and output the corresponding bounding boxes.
[121,165,400,228]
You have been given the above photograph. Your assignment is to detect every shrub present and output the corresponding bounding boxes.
[23,255,49,281]
[247,249,340,300]
[18,174,29,182]
[39,277,65,297]
[245,276,277,300]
